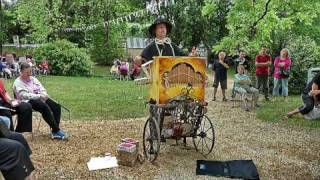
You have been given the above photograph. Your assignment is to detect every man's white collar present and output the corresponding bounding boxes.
[155,37,172,45]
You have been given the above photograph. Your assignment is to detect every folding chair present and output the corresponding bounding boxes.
[12,109,43,141]
[232,83,254,110]
[12,89,71,140]
[50,98,71,121]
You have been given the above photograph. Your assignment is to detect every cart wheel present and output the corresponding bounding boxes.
[143,117,160,162]
[193,115,215,156]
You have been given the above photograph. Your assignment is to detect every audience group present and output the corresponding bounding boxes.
[110,56,143,80]
[0,53,49,79]
[0,53,66,180]
[211,46,292,111]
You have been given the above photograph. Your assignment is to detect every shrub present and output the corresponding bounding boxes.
[33,40,93,76]
[287,36,320,94]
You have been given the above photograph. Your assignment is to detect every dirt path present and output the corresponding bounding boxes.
[28,79,320,180]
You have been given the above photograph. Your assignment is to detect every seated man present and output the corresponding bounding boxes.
[0,120,34,180]
[2,63,12,78]
[13,62,67,140]
[287,72,320,118]
[234,65,259,111]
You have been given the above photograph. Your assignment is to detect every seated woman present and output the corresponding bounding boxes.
[0,78,32,133]
[130,56,142,80]
[38,60,49,75]
[119,60,129,76]
[0,120,34,180]
[13,62,67,140]
[233,65,259,111]
[287,72,320,118]
[110,60,120,78]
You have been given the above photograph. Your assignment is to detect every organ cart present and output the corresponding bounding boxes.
[142,56,215,162]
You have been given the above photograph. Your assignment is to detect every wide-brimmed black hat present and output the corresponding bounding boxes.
[148,18,172,37]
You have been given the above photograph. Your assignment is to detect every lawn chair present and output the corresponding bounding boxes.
[232,82,254,110]
[12,110,42,141]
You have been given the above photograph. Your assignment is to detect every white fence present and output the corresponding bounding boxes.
[3,44,39,48]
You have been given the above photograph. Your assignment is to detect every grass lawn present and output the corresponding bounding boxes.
[92,65,110,77]
[4,76,148,121]
[3,47,34,56]
[256,96,320,128]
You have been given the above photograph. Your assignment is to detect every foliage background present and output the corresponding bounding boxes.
[1,0,319,93]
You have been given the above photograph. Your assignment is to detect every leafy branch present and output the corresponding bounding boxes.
[250,0,272,38]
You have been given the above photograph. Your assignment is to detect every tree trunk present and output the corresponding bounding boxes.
[103,16,109,49]
[0,44,2,57]
[103,2,111,49]
[46,0,55,42]
[0,0,3,55]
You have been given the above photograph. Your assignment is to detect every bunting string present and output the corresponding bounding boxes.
[62,0,174,33]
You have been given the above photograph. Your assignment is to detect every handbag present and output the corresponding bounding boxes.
[280,68,290,78]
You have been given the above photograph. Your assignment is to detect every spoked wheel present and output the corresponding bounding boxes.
[143,117,160,162]
[193,115,215,156]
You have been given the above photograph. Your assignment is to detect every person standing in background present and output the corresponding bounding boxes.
[255,46,272,101]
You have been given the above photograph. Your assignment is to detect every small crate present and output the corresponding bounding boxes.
[117,139,139,167]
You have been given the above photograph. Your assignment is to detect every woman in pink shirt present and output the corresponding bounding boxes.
[272,48,292,100]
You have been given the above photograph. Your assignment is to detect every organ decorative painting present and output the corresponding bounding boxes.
[161,63,204,88]
[149,56,206,104]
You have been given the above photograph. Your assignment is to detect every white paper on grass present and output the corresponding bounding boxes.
[87,156,118,171]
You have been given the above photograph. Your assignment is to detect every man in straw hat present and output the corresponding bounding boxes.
[141,18,187,145]
[141,17,186,62]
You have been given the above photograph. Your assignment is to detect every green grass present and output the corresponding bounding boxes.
[3,47,34,56]
[256,96,320,128]
[92,66,110,77]
[4,76,148,121]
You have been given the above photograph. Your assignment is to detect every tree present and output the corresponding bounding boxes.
[211,0,320,57]
[0,0,15,55]
[12,0,144,64]
[210,0,320,94]
[156,0,231,51]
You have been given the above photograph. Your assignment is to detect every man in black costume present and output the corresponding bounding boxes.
[141,18,188,145]
[141,17,186,62]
